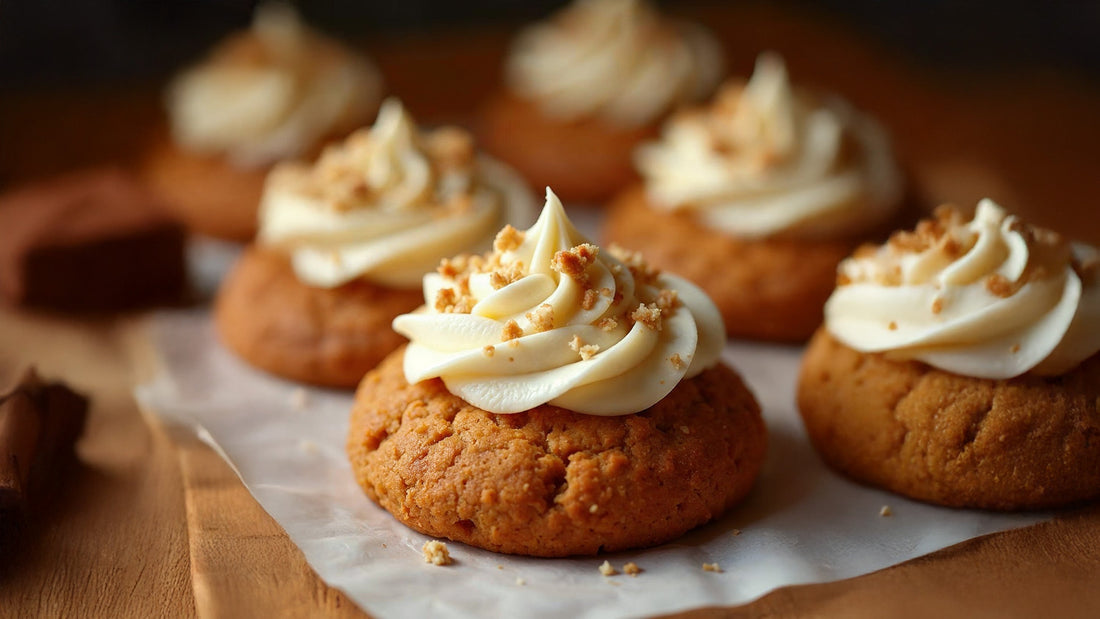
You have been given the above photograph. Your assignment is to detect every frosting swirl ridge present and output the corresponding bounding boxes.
[392,188,725,415]
[167,3,383,167]
[506,0,722,128]
[636,53,902,240]
[826,199,1100,378]
[259,99,536,289]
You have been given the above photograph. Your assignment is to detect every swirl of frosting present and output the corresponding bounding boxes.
[259,99,536,289]
[167,3,383,167]
[636,53,902,240]
[826,199,1100,378]
[506,0,722,128]
[392,188,725,415]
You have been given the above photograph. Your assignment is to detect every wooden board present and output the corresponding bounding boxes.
[1,4,1099,617]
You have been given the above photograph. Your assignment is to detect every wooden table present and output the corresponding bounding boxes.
[1,5,1098,617]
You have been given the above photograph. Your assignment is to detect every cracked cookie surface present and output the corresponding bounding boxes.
[798,329,1100,510]
[215,246,422,388]
[347,348,767,557]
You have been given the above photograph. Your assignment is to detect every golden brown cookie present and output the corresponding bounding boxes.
[215,246,423,388]
[797,329,1100,510]
[142,131,268,241]
[603,185,854,342]
[348,348,767,557]
[478,93,655,204]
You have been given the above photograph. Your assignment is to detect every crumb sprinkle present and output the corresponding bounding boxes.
[569,335,600,361]
[501,319,523,342]
[702,563,723,573]
[422,540,453,566]
[631,303,663,331]
[516,577,526,586]
[669,353,685,370]
[931,297,944,314]
[526,303,556,333]
[623,562,642,576]
[731,529,741,536]
[289,387,309,411]
[482,345,495,357]
[493,225,525,253]
[888,321,898,331]
[880,505,893,517]
[599,560,618,576]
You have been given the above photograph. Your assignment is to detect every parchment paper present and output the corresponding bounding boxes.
[135,309,1048,619]
[136,222,1048,618]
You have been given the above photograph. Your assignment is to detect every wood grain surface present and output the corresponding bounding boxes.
[1,4,1099,618]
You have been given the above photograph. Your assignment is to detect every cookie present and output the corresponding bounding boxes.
[142,131,267,241]
[797,329,1100,510]
[214,246,423,388]
[478,93,653,204]
[347,348,767,557]
[603,185,853,342]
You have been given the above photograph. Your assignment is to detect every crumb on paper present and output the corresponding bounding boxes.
[623,562,642,576]
[497,564,503,570]
[880,505,893,517]
[702,562,723,573]
[422,540,453,566]
[731,528,741,536]
[298,439,319,455]
[382,543,387,548]
[515,577,526,586]
[598,560,618,576]
[289,387,309,410]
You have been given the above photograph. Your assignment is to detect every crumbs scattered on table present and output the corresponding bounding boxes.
[623,562,642,576]
[702,562,723,573]
[731,528,741,536]
[422,540,453,566]
[515,577,526,586]
[598,560,618,576]
[289,387,309,410]
[298,439,319,455]
[880,505,893,517]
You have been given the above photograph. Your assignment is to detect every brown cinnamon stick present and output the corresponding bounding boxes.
[0,368,88,532]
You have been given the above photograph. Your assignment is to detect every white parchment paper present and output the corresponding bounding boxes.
[137,217,1048,618]
[135,309,1048,619]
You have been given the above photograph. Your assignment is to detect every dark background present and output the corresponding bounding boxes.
[2,0,1099,91]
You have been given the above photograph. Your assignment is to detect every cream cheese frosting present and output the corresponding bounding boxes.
[392,188,726,415]
[826,199,1100,378]
[635,53,902,241]
[259,99,536,289]
[506,0,722,128]
[167,3,383,167]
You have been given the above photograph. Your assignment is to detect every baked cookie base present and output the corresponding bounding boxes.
[478,93,655,204]
[603,185,854,342]
[798,329,1100,510]
[143,132,267,241]
[348,349,767,557]
[215,246,423,388]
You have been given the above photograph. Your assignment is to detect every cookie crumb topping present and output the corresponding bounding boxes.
[669,353,685,370]
[526,303,556,333]
[570,335,601,361]
[501,320,523,342]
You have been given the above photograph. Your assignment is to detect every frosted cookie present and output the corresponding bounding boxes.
[479,0,722,203]
[144,4,383,240]
[348,190,766,556]
[216,100,536,387]
[798,200,1100,510]
[604,53,906,341]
